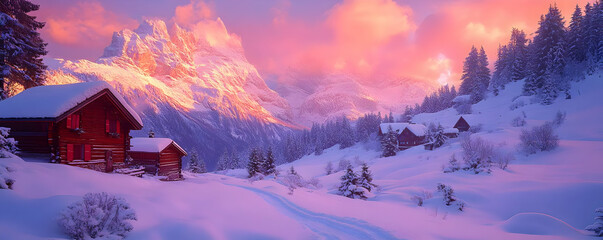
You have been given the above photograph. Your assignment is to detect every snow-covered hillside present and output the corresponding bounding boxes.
[45,19,295,168]
[1,71,601,239]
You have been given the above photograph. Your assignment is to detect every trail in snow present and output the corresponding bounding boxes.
[227,184,399,240]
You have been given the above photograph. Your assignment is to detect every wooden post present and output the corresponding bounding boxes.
[105,150,113,172]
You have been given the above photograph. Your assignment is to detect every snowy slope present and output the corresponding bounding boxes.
[45,19,295,168]
[1,72,600,239]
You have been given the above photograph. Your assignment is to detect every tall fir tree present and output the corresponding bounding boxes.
[381,126,398,157]
[216,151,229,171]
[524,4,566,97]
[262,147,276,176]
[0,0,47,99]
[339,117,355,149]
[187,152,207,174]
[567,5,585,62]
[357,163,376,192]
[247,148,263,178]
[509,28,528,81]
[459,46,489,103]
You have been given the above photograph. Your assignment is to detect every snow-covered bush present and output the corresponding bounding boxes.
[437,183,456,206]
[410,190,433,207]
[509,99,526,110]
[325,162,333,175]
[0,127,18,158]
[437,184,465,211]
[586,207,603,237]
[59,192,137,240]
[426,123,448,149]
[519,122,559,155]
[454,102,472,114]
[443,154,461,173]
[460,134,494,174]
[280,167,321,194]
[357,163,377,193]
[469,124,483,133]
[380,125,398,157]
[0,164,15,190]
[552,110,566,127]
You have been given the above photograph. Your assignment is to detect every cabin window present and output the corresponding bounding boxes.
[67,144,92,161]
[105,113,121,134]
[66,113,81,129]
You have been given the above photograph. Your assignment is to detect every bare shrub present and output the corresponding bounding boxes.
[279,169,321,195]
[437,184,465,211]
[411,190,433,206]
[59,192,136,240]
[552,110,566,127]
[519,122,559,155]
[460,134,494,174]
[325,162,334,175]
[492,150,514,170]
[511,116,526,127]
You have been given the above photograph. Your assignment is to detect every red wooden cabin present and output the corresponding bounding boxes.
[379,123,428,149]
[129,137,187,180]
[453,116,472,132]
[0,82,143,172]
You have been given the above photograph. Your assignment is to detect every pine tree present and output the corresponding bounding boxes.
[338,166,365,199]
[525,4,566,98]
[459,46,489,103]
[586,207,603,237]
[509,28,528,82]
[288,166,298,176]
[567,5,585,62]
[381,125,398,157]
[339,117,355,149]
[0,0,47,99]
[229,150,241,169]
[187,152,205,173]
[216,151,229,171]
[357,163,376,192]
[247,148,263,178]
[262,147,276,176]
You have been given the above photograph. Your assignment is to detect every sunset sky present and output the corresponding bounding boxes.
[33,0,592,87]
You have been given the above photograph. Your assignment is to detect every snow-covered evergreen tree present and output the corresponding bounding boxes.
[0,0,47,99]
[339,117,355,149]
[586,207,603,237]
[59,192,136,240]
[426,124,448,149]
[229,150,241,169]
[262,147,276,176]
[187,152,207,174]
[459,46,489,103]
[247,148,263,178]
[325,161,333,175]
[380,125,398,157]
[216,151,229,171]
[357,163,376,192]
[567,5,585,62]
[338,166,365,199]
[0,127,17,158]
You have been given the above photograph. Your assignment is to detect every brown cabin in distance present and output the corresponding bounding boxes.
[453,116,472,132]
[0,82,143,172]
[129,137,187,180]
[379,123,428,149]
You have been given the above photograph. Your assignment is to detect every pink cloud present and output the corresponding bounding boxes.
[174,0,215,27]
[43,1,137,47]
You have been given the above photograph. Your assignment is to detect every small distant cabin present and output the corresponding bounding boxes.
[453,116,474,132]
[379,123,427,149]
[129,137,187,180]
[0,82,143,172]
[443,128,459,138]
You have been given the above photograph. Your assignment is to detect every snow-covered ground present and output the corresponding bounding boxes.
[0,72,602,239]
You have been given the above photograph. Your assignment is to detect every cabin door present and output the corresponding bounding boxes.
[105,150,113,172]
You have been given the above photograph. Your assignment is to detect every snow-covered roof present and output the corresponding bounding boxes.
[380,123,410,133]
[452,95,471,103]
[405,124,427,137]
[130,138,187,155]
[443,128,459,134]
[0,81,142,128]
[380,123,427,136]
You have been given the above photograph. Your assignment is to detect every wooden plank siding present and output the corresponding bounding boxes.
[57,95,132,168]
[158,145,183,177]
[0,121,52,154]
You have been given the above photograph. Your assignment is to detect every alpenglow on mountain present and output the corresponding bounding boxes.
[46,19,295,168]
